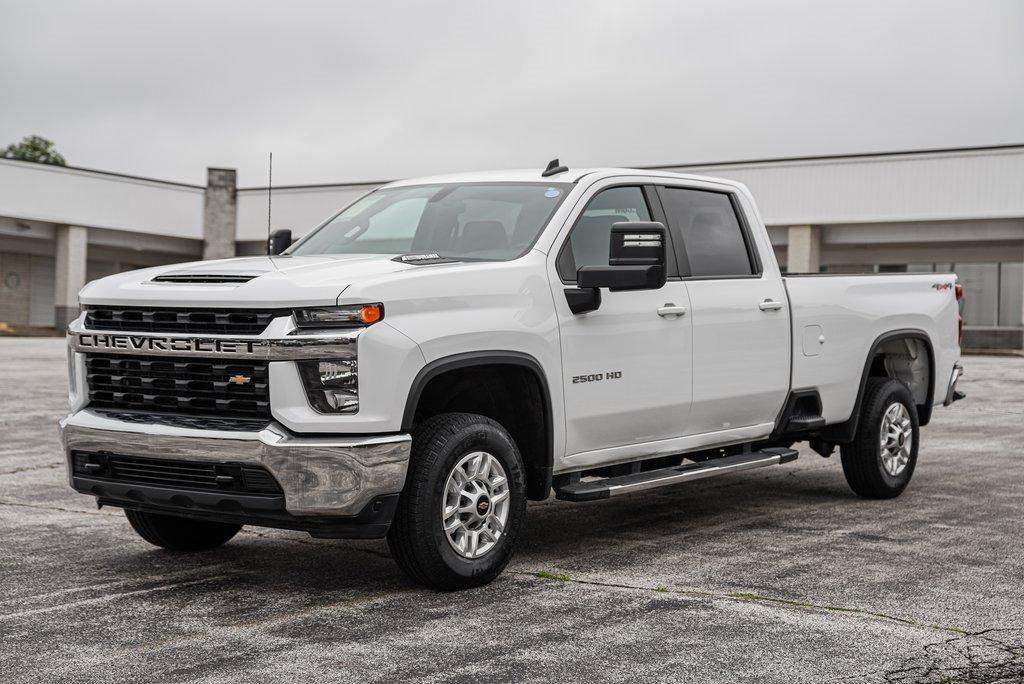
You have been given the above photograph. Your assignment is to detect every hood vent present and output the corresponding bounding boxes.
[151,273,259,284]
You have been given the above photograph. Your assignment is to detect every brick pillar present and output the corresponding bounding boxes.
[202,167,237,260]
[55,225,88,330]
[787,225,821,274]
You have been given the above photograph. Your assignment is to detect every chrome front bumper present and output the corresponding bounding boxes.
[59,409,411,517]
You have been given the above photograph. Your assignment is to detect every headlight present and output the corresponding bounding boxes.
[293,304,383,328]
[297,359,358,413]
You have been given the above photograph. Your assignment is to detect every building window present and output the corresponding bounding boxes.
[999,262,1023,327]
[870,262,1021,327]
[956,263,1000,326]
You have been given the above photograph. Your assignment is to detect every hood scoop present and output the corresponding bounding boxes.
[151,272,261,284]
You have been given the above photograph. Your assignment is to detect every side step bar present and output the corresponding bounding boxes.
[555,447,799,502]
[785,414,825,431]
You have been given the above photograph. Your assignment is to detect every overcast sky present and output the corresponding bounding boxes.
[1,0,1022,186]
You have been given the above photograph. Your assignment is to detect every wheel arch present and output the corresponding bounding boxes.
[402,351,554,500]
[823,328,935,443]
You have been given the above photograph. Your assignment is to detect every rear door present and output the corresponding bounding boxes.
[657,184,790,436]
[549,182,693,462]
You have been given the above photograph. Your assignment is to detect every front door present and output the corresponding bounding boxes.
[549,184,693,463]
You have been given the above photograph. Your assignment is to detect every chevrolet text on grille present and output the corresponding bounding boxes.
[76,333,258,355]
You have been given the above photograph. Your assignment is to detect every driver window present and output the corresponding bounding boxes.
[557,186,651,281]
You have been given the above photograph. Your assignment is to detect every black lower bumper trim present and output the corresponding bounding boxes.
[73,476,399,539]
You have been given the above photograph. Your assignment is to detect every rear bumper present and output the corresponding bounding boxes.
[943,362,965,406]
[59,409,411,534]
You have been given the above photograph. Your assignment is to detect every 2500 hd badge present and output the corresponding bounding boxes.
[572,371,623,383]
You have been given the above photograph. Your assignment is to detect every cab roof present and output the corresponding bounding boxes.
[382,167,740,189]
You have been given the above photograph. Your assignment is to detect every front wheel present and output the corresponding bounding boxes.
[387,413,527,591]
[840,377,920,499]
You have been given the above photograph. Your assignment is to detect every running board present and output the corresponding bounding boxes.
[785,414,826,431]
[555,447,799,502]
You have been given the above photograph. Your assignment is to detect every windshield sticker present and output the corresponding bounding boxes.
[544,188,561,198]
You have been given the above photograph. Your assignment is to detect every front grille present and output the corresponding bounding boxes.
[86,353,270,418]
[72,451,283,495]
[84,306,283,335]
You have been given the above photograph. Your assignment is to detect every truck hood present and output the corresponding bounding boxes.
[79,254,446,308]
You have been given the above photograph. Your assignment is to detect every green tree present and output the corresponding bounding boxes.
[1,135,67,166]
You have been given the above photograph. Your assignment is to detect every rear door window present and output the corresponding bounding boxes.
[659,187,756,278]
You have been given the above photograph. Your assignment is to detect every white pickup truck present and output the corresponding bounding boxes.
[60,162,964,590]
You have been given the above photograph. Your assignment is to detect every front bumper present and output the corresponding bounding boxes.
[59,409,411,535]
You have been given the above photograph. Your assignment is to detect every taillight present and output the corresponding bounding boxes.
[955,281,964,346]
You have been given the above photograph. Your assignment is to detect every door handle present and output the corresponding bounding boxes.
[758,299,784,311]
[658,304,688,317]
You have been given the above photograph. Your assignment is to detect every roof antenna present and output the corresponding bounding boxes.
[266,151,273,239]
[542,158,568,177]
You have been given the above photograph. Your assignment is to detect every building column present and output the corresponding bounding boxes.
[55,225,88,330]
[202,167,237,260]
[787,225,821,273]
[1017,259,1024,351]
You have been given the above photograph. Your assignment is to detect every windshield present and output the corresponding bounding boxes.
[289,183,571,260]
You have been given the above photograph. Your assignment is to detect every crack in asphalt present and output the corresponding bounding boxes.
[520,571,1024,682]
[519,571,1024,683]
[517,570,969,635]
[844,628,1024,683]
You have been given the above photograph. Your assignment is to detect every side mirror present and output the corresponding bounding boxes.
[576,222,668,292]
[267,229,292,255]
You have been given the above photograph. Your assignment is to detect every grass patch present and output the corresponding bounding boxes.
[654,586,669,593]
[536,570,571,582]
[730,592,814,608]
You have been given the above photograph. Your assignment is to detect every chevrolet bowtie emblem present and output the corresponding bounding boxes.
[228,375,252,385]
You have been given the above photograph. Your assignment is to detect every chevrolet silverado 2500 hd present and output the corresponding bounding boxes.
[60,163,964,590]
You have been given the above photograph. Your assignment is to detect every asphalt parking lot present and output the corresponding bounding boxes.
[1,338,1022,683]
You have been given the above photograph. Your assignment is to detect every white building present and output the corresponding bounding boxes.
[1,144,1022,349]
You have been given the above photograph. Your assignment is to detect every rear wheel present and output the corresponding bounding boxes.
[124,510,241,551]
[840,378,920,499]
[387,412,527,591]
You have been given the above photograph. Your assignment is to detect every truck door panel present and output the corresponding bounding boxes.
[658,185,790,435]
[549,184,693,458]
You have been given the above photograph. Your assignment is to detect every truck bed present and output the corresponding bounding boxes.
[783,273,961,426]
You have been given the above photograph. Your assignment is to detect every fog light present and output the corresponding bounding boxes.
[297,359,358,413]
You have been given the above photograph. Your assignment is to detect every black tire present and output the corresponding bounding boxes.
[387,412,528,591]
[124,510,241,551]
[840,377,920,499]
